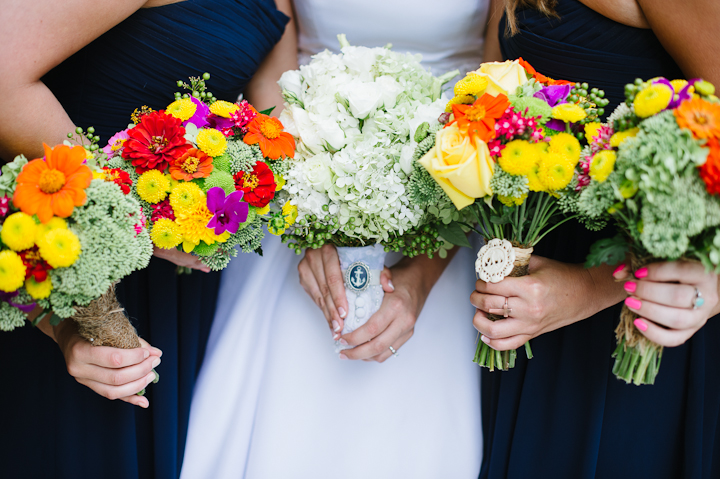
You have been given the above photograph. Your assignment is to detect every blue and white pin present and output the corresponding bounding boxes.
[345,261,371,293]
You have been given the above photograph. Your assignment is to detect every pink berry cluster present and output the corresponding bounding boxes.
[488,107,545,157]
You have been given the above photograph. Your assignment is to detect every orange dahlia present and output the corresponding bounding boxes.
[243,114,295,159]
[675,97,720,140]
[13,144,92,223]
[699,137,720,195]
[518,57,574,86]
[169,148,214,181]
[449,93,511,142]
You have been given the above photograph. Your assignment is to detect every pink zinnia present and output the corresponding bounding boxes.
[103,130,131,158]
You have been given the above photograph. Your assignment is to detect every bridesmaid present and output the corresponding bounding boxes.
[473,0,720,477]
[0,0,294,477]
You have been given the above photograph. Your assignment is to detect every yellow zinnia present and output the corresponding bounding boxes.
[196,128,228,157]
[209,100,239,118]
[538,153,575,191]
[38,228,81,268]
[498,140,539,176]
[166,98,197,122]
[0,250,26,292]
[454,74,489,97]
[150,218,183,249]
[634,84,672,118]
[589,150,617,183]
[548,132,581,165]
[137,170,170,204]
[1,212,37,252]
[25,276,53,300]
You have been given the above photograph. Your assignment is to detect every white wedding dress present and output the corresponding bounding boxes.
[181,1,488,477]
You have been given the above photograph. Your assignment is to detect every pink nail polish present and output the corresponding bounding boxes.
[338,307,347,319]
[624,281,637,293]
[339,353,348,360]
[625,297,642,310]
[339,339,348,346]
[635,267,648,279]
[613,263,626,276]
[634,318,648,332]
[332,320,341,332]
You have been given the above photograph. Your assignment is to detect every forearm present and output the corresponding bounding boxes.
[585,262,627,319]
[483,0,504,62]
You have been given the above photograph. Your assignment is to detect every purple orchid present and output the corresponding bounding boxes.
[0,291,36,313]
[185,96,211,129]
[653,78,699,109]
[206,187,249,235]
[534,84,572,107]
[208,114,235,132]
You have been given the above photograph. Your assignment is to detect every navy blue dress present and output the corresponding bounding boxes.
[480,2,720,478]
[0,2,286,478]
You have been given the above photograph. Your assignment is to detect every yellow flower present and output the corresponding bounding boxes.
[166,174,180,192]
[0,250,25,292]
[209,100,239,118]
[538,152,574,191]
[551,103,587,123]
[196,128,228,157]
[454,74,489,97]
[1,212,37,251]
[38,228,81,268]
[282,201,298,227]
[589,150,617,183]
[498,194,527,207]
[275,175,286,191]
[35,217,68,244]
[584,122,602,143]
[150,218,183,249]
[418,123,494,209]
[255,205,271,216]
[166,98,197,121]
[472,60,529,96]
[548,132,581,165]
[137,170,170,204]
[175,202,227,253]
[498,140,539,176]
[92,170,106,181]
[634,83,672,118]
[610,127,639,148]
[169,182,204,214]
[25,276,53,300]
[445,94,476,113]
[527,162,545,192]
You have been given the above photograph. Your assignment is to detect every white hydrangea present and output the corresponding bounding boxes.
[278,42,452,241]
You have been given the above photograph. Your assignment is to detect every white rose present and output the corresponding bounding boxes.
[375,76,404,110]
[278,69,302,98]
[303,152,334,192]
[338,79,384,119]
[407,99,445,139]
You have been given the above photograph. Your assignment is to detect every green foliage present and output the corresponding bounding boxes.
[584,234,629,268]
[202,170,235,195]
[490,170,529,200]
[436,221,472,248]
[508,96,552,123]
[200,214,265,270]
[0,154,28,197]
[0,301,26,331]
[212,154,232,173]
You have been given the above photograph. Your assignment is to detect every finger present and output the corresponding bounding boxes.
[77,371,157,401]
[479,332,533,352]
[624,280,696,309]
[138,337,162,357]
[474,276,529,298]
[120,394,150,408]
[298,254,337,333]
[380,267,394,293]
[79,343,151,369]
[635,260,709,284]
[341,314,406,361]
[320,244,349,323]
[340,301,394,347]
[85,356,160,388]
[612,263,631,281]
[472,308,530,339]
[469,291,513,314]
[365,330,413,363]
[633,317,695,347]
[623,296,699,330]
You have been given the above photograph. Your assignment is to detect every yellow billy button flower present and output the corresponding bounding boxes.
[25,276,53,300]
[634,83,672,118]
[137,170,170,204]
[169,182,204,215]
[548,132,581,165]
[209,100,239,118]
[538,152,575,191]
[551,103,587,123]
[282,201,298,227]
[445,95,477,113]
[589,150,617,183]
[196,128,228,157]
[150,218,183,249]
[255,204,271,216]
[1,212,38,252]
[35,217,68,245]
[498,140,539,176]
[38,228,81,268]
[0,250,26,292]
[610,127,639,148]
[454,74,489,97]
[166,98,197,122]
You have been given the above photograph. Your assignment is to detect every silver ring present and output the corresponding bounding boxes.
[692,288,705,309]
[388,346,399,357]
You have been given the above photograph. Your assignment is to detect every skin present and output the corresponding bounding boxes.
[0,0,296,406]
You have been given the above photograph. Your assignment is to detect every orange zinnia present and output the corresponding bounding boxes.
[243,114,295,160]
[13,144,92,223]
[449,93,511,142]
[518,57,574,86]
[675,97,720,140]
[169,148,214,181]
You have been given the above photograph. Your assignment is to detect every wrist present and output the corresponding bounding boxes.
[585,262,626,318]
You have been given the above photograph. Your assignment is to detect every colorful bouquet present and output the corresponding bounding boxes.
[577,77,720,385]
[413,58,609,370]
[277,35,462,347]
[105,74,295,271]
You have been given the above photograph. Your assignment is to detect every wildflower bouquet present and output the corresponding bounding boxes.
[277,35,461,346]
[577,77,720,385]
[105,74,294,271]
[414,58,609,370]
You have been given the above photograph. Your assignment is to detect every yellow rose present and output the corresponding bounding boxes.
[418,124,494,209]
[473,60,529,97]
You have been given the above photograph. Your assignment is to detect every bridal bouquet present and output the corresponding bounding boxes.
[277,35,462,346]
[413,58,608,370]
[577,77,720,385]
[105,75,294,271]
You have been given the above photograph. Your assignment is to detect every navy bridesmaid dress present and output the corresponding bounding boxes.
[0,1,287,478]
[480,2,720,478]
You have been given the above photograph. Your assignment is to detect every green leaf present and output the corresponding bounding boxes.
[31,310,47,327]
[490,215,510,225]
[585,235,629,268]
[436,221,472,248]
[259,107,275,116]
[49,313,63,327]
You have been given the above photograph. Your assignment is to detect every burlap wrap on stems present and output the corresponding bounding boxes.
[487,244,533,321]
[72,283,141,349]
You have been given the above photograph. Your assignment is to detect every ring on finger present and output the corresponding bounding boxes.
[489,296,512,318]
[692,287,705,310]
[388,345,399,357]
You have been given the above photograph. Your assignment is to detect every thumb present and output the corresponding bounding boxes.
[380,267,394,293]
[612,262,631,281]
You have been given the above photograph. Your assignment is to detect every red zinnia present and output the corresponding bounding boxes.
[449,93,511,142]
[700,138,720,195]
[151,199,176,222]
[233,161,276,208]
[122,111,191,173]
[20,247,53,283]
[102,167,132,194]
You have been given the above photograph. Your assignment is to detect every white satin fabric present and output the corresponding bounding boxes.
[181,2,488,477]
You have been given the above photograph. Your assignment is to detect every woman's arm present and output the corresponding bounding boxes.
[483,0,505,63]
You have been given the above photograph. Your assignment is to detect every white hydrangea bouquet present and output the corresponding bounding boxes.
[277,35,461,348]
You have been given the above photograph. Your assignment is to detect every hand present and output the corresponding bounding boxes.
[614,261,719,347]
[298,244,393,339]
[153,246,211,273]
[471,255,625,351]
[53,318,162,408]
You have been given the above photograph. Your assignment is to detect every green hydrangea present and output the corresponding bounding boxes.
[509,96,552,123]
[226,140,263,175]
[0,154,28,197]
[490,170,529,199]
[202,170,235,195]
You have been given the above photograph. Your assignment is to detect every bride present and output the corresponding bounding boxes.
[181,1,496,477]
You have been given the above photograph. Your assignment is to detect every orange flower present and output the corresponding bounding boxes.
[243,114,295,159]
[517,57,574,86]
[699,138,720,195]
[449,93,511,142]
[13,144,92,223]
[675,97,720,140]
[169,148,214,181]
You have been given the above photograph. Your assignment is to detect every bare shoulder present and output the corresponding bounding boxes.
[578,0,649,29]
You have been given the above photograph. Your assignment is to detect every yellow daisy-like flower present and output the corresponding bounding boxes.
[166,98,197,122]
[175,202,226,253]
[527,162,545,192]
[169,182,204,215]
[282,201,298,227]
[1,212,38,252]
[35,217,68,245]
[498,140,539,176]
[165,174,180,192]
[498,194,527,207]
[92,170,106,181]
[445,94,477,113]
[255,205,271,216]
[538,153,575,191]
[589,150,617,183]
[275,175,286,192]
[548,132,581,165]
[38,228,81,268]
[196,128,228,157]
[454,74,489,97]
[584,122,603,143]
[551,103,587,123]
[209,100,239,118]
[25,276,53,300]
[137,169,170,204]
[0,250,26,292]
[610,127,640,148]
[84,148,95,161]
[633,83,672,118]
[150,218,183,249]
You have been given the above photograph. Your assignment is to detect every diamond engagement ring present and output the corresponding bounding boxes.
[489,297,512,318]
[692,288,705,309]
[388,346,399,357]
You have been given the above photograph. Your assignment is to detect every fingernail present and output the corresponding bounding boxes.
[333,333,340,341]
[338,307,347,319]
[613,263,626,276]
[202,268,211,273]
[143,349,150,359]
[151,357,161,368]
[634,318,648,332]
[624,281,637,293]
[339,339,348,346]
[332,320,341,332]
[155,348,163,358]
[388,280,395,292]
[481,335,490,344]
[625,297,642,310]
[635,267,648,279]
[146,373,156,384]
[141,400,149,409]
[339,353,348,360]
